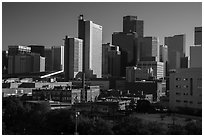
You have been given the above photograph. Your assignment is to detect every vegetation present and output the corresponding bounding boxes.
[2,97,202,135]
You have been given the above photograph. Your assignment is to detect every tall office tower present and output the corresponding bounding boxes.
[45,48,53,71]
[190,46,202,68]
[28,45,45,57]
[159,45,168,62]
[102,43,121,78]
[141,37,160,61]
[52,46,63,71]
[165,34,186,70]
[190,27,202,68]
[112,32,139,76]
[64,36,83,81]
[78,15,103,78]
[45,46,64,72]
[194,27,202,45]
[123,15,144,38]
[8,45,32,74]
[159,45,168,77]
[2,50,8,74]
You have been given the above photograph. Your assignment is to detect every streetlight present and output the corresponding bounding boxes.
[75,111,80,135]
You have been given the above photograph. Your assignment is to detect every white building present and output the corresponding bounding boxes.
[78,15,103,78]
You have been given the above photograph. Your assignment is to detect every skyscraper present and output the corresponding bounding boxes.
[102,43,121,78]
[112,32,139,76]
[194,27,202,45]
[165,34,186,70]
[190,46,202,68]
[141,36,160,61]
[64,36,83,81]
[78,15,102,78]
[123,15,144,38]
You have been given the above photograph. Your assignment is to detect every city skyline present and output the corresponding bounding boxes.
[2,2,202,56]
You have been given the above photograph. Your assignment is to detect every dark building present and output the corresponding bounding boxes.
[112,32,139,76]
[45,48,53,71]
[165,34,186,70]
[2,50,8,74]
[64,36,83,81]
[102,43,121,78]
[180,56,188,68]
[194,27,202,45]
[28,45,45,57]
[126,81,163,102]
[123,15,144,38]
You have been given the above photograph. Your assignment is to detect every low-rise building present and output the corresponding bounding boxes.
[169,68,202,113]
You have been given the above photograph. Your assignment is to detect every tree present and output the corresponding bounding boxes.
[184,121,202,135]
[167,124,185,135]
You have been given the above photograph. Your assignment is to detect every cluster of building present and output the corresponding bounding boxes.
[2,15,202,114]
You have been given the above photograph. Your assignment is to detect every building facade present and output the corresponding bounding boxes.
[64,36,83,81]
[137,61,164,79]
[190,46,202,68]
[194,27,202,45]
[141,36,160,61]
[112,32,139,76]
[123,15,144,38]
[165,34,186,70]
[169,68,202,112]
[126,66,153,82]
[102,43,121,78]
[78,15,103,78]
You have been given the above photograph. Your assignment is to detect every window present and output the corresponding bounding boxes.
[176,85,181,88]
[176,92,181,95]
[190,78,193,96]
[184,100,188,103]
[176,100,181,102]
[189,101,193,104]
[176,78,181,81]
[197,102,202,104]
[184,78,188,81]
[183,85,188,88]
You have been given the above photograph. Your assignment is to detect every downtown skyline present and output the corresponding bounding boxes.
[2,2,202,56]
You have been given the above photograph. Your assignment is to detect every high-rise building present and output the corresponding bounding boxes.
[123,15,144,38]
[165,34,186,70]
[169,68,202,112]
[78,15,102,78]
[64,36,83,81]
[190,46,202,68]
[102,43,121,78]
[45,46,64,72]
[45,48,53,71]
[112,32,139,76]
[159,45,168,63]
[180,56,188,68]
[159,45,168,77]
[194,27,202,45]
[141,36,160,61]
[2,50,8,74]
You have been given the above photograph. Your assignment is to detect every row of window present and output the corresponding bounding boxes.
[175,100,201,104]
[175,92,189,96]
[176,78,202,81]
[175,85,189,88]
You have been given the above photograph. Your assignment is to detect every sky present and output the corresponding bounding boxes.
[2,2,202,56]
